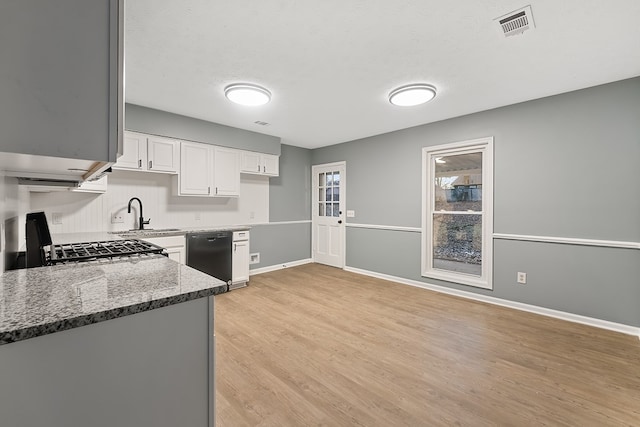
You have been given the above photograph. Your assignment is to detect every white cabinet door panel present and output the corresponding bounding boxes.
[232,240,250,284]
[116,132,145,170]
[240,151,261,174]
[179,142,211,196]
[148,136,178,173]
[213,147,240,197]
[262,154,279,176]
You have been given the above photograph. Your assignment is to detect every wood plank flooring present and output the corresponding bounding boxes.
[215,264,640,426]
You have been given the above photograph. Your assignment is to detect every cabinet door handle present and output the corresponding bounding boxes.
[263,165,266,173]
[216,187,218,195]
[208,186,210,195]
[149,160,152,169]
[257,165,260,172]
[234,244,237,252]
[138,159,142,168]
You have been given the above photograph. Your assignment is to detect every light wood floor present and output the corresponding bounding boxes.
[215,264,640,426]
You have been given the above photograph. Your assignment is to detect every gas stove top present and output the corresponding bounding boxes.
[49,239,166,264]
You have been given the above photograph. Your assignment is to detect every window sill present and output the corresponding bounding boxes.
[422,270,492,290]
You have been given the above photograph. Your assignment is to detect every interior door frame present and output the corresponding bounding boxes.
[311,161,346,269]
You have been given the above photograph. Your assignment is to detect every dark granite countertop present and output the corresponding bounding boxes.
[0,255,227,346]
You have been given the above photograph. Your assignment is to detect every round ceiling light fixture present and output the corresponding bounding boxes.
[388,83,437,107]
[224,83,271,106]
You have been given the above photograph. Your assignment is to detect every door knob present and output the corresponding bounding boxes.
[338,220,342,224]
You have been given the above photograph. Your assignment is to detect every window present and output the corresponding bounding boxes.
[318,171,341,217]
[422,137,493,289]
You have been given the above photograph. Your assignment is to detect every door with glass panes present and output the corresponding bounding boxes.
[312,162,345,268]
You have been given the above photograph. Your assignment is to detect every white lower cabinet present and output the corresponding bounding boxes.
[142,235,186,264]
[231,230,250,286]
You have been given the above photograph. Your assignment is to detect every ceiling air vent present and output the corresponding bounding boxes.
[496,5,535,37]
[254,120,270,126]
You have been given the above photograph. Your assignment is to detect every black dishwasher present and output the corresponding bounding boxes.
[186,231,232,293]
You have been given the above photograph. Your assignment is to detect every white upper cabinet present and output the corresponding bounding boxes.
[240,151,279,176]
[115,132,178,173]
[0,0,123,178]
[261,154,280,176]
[212,147,240,197]
[147,136,179,173]
[116,132,147,170]
[176,142,241,197]
[178,141,211,196]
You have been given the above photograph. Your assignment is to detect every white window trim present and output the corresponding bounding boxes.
[421,137,494,289]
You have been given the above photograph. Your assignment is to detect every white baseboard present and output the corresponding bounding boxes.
[250,258,313,276]
[344,266,640,339]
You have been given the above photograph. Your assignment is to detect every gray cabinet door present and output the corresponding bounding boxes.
[0,0,123,162]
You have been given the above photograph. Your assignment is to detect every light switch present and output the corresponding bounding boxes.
[346,210,355,218]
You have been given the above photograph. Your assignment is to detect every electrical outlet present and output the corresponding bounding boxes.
[51,212,63,225]
[111,213,124,224]
[250,253,260,265]
[347,210,355,218]
[249,211,255,220]
[195,212,201,221]
[517,272,527,284]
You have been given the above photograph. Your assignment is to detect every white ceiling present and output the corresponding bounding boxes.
[125,0,640,149]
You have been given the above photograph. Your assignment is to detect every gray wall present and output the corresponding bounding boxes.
[250,223,312,269]
[269,144,312,222]
[250,144,313,270]
[125,104,281,155]
[312,77,640,327]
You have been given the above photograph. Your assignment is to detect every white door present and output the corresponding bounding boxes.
[312,162,345,268]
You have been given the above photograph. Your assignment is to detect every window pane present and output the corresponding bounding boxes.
[432,213,482,276]
[332,203,339,217]
[319,188,324,201]
[326,188,332,202]
[319,173,325,187]
[333,186,339,201]
[326,204,332,216]
[333,172,340,185]
[326,173,333,186]
[434,153,482,212]
[318,203,324,216]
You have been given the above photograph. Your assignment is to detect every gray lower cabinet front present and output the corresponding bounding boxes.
[0,296,215,427]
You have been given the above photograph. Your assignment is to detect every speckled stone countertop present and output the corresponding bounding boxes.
[0,255,226,346]
[107,225,251,239]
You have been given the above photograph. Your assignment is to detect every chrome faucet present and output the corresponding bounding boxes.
[127,197,150,230]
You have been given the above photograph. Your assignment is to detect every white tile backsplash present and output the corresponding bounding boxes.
[30,170,269,234]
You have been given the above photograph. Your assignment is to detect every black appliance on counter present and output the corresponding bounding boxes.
[186,231,232,293]
[25,211,53,268]
[23,212,166,268]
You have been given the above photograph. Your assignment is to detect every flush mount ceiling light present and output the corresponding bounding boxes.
[389,84,437,107]
[224,83,271,106]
